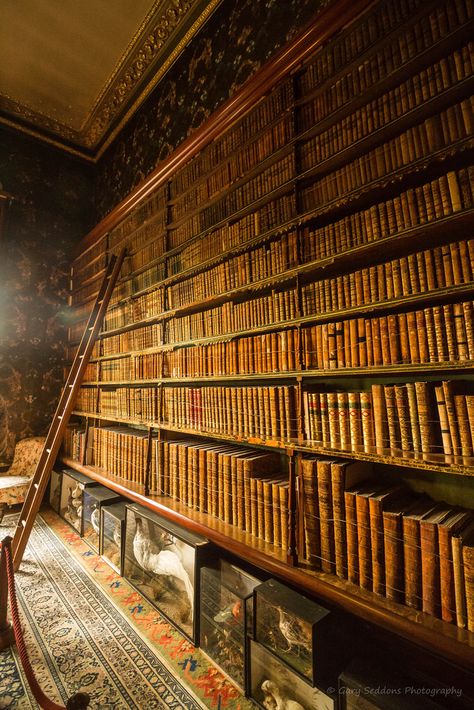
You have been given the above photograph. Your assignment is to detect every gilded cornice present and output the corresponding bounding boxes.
[0,0,222,161]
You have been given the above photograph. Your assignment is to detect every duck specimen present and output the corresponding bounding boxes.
[132,517,194,610]
[261,680,306,710]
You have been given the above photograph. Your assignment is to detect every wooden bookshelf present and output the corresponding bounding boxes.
[64,0,474,678]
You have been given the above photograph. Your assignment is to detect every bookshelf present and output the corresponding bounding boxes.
[63,0,474,675]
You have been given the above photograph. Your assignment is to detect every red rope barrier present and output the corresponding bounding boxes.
[1,537,90,710]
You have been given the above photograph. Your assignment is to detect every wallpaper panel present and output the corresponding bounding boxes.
[0,128,94,464]
[96,0,332,218]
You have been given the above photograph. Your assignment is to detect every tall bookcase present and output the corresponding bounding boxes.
[63,0,474,677]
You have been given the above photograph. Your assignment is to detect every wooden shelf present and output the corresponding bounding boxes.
[66,0,474,685]
[70,411,474,477]
[61,454,474,671]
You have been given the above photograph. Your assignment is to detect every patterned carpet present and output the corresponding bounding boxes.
[0,510,254,709]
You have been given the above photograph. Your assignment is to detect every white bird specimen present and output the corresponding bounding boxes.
[261,680,306,710]
[113,522,122,547]
[90,506,100,534]
[132,518,194,611]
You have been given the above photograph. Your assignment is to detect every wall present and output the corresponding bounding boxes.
[0,127,94,464]
[95,0,332,219]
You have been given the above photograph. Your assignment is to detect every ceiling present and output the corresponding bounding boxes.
[0,0,221,161]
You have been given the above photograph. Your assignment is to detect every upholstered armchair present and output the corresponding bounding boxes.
[0,437,46,523]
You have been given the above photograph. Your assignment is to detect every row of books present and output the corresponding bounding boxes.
[170,116,293,223]
[299,45,473,169]
[88,294,474,382]
[303,300,474,369]
[73,237,107,277]
[167,193,296,278]
[101,322,163,357]
[300,0,470,114]
[170,79,294,196]
[298,0,423,94]
[108,185,168,249]
[103,288,164,332]
[299,456,474,628]
[197,152,295,233]
[167,232,298,309]
[86,425,290,549]
[165,289,298,345]
[303,380,474,459]
[79,383,289,438]
[72,252,107,291]
[81,164,472,323]
[301,41,472,136]
[301,99,473,213]
[302,237,474,316]
[162,385,297,442]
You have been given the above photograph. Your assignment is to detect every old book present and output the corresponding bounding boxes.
[403,500,440,610]
[317,459,337,574]
[356,483,385,592]
[452,519,474,629]
[360,391,375,452]
[419,504,453,617]
[348,391,363,451]
[454,395,473,459]
[442,381,462,457]
[384,385,400,451]
[434,385,453,457]
[300,457,321,568]
[438,509,473,624]
[344,484,366,586]
[331,460,370,580]
[372,383,388,453]
[394,385,412,452]
[369,485,407,596]
[415,382,436,454]
[279,482,289,551]
[383,494,422,603]
[462,526,474,632]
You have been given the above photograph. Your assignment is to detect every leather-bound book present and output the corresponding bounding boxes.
[300,457,321,568]
[454,395,473,459]
[332,461,371,580]
[438,509,473,623]
[420,503,453,617]
[383,494,422,603]
[355,482,385,591]
[403,500,440,609]
[384,385,400,451]
[452,519,474,629]
[394,385,412,452]
[279,481,289,551]
[317,459,337,574]
[360,391,375,452]
[372,383,388,453]
[348,391,363,451]
[462,526,474,632]
[442,381,462,456]
[415,382,436,454]
[369,485,407,596]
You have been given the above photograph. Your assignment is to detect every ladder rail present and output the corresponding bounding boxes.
[12,248,126,570]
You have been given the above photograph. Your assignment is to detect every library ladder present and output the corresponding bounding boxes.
[11,248,126,570]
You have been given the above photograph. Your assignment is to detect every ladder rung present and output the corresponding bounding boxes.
[57,415,63,420]
[21,519,26,527]
[46,448,51,453]
[33,483,39,489]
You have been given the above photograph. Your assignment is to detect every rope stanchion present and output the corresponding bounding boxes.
[1,536,90,710]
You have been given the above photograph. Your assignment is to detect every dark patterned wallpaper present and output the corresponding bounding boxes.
[0,128,94,464]
[96,0,332,219]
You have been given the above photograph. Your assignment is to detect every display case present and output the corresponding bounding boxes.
[123,502,211,642]
[49,468,62,513]
[200,559,261,691]
[338,658,447,709]
[100,501,127,574]
[254,578,336,686]
[249,639,335,710]
[82,485,122,552]
[59,468,98,534]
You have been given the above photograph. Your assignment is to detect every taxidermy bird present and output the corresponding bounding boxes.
[275,606,312,655]
[261,680,305,710]
[214,600,242,623]
[133,518,194,611]
[90,506,100,534]
[113,522,122,547]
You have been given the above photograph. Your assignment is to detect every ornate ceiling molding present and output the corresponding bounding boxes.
[0,0,222,162]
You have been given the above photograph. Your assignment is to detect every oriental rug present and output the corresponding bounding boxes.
[0,510,254,710]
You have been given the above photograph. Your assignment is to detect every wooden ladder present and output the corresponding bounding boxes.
[12,248,126,570]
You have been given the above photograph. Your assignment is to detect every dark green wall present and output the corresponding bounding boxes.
[0,128,94,463]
